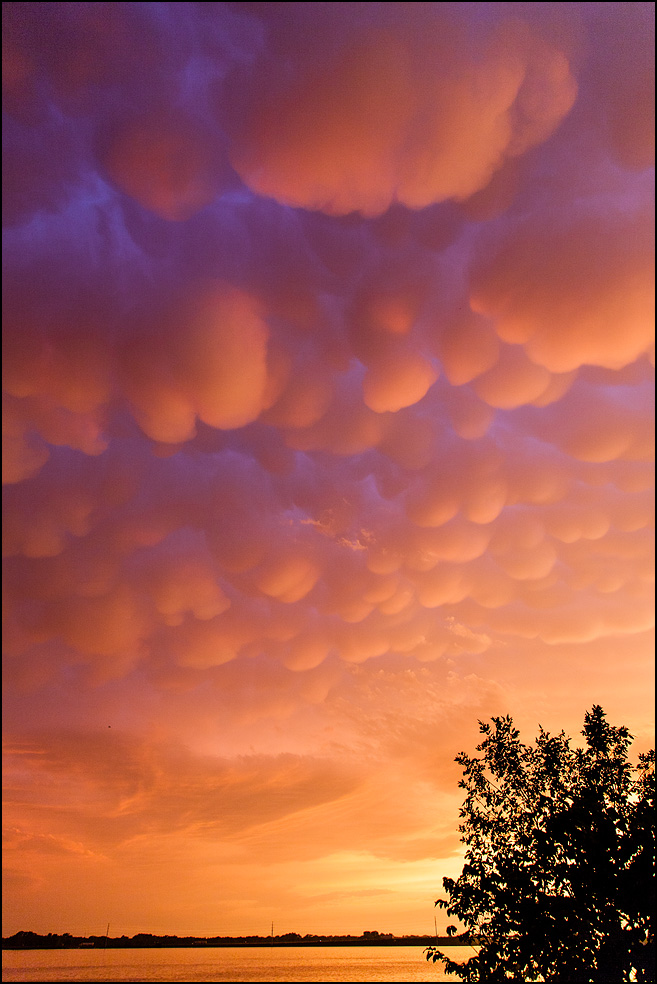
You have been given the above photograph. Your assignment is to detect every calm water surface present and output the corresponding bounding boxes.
[2,945,472,982]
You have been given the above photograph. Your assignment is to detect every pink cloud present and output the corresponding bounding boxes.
[2,0,654,940]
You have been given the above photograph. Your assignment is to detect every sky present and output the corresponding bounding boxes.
[2,1,654,940]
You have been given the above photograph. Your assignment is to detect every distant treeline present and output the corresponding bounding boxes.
[3,929,475,950]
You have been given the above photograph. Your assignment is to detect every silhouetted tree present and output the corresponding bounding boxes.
[427,706,655,982]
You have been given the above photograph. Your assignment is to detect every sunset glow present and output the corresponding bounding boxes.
[2,2,654,940]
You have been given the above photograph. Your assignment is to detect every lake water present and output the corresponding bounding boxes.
[2,945,472,982]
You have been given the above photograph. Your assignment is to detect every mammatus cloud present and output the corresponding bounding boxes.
[228,8,578,216]
[470,197,655,374]
[2,1,654,938]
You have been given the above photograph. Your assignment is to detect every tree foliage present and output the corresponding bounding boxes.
[427,706,655,982]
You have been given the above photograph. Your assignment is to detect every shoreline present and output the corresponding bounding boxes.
[3,937,475,951]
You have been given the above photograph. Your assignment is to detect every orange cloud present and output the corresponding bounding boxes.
[2,0,654,942]
[120,283,271,442]
[230,14,577,216]
[471,199,655,373]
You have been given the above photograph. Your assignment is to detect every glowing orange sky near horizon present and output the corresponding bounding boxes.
[2,1,654,939]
